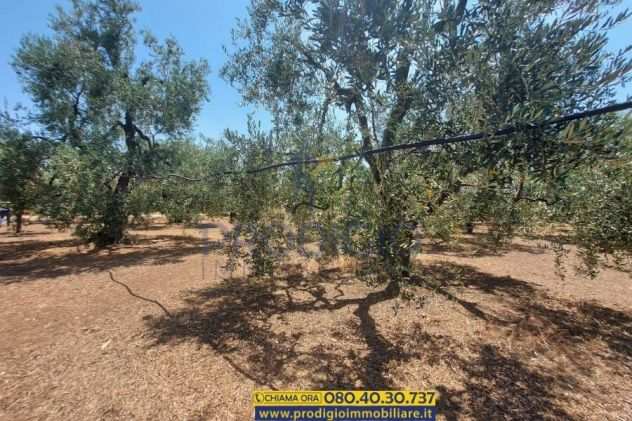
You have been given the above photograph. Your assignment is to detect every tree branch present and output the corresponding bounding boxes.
[133,124,153,148]
[382,49,412,149]
[290,201,329,214]
[426,180,463,215]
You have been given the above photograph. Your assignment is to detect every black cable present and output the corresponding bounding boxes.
[150,100,632,181]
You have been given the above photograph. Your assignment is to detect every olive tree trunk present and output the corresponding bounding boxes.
[94,112,137,246]
[15,211,23,234]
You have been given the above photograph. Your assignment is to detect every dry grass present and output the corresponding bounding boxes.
[1,222,631,420]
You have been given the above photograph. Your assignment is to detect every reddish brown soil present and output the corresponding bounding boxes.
[1,223,630,420]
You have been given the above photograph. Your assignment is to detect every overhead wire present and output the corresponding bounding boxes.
[148,100,632,182]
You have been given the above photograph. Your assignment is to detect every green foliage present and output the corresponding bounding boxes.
[4,0,632,281]
[0,116,51,231]
[221,124,291,276]
[569,166,632,275]
[222,0,632,281]
[37,143,125,237]
[559,125,632,276]
[13,0,209,244]
[128,138,234,224]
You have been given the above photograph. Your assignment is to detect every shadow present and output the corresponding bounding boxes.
[195,223,218,229]
[108,271,172,317]
[146,270,411,389]
[415,262,632,367]
[0,238,83,262]
[523,231,572,244]
[131,222,219,231]
[144,261,632,419]
[0,236,222,285]
[0,230,56,237]
[352,280,403,388]
[129,223,171,231]
[436,344,575,420]
[423,233,549,258]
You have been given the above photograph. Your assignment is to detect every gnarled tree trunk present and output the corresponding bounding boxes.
[94,173,130,246]
[15,211,23,234]
[375,172,415,282]
[94,111,137,246]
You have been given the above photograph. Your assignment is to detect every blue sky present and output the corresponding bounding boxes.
[0,0,270,138]
[1,0,631,139]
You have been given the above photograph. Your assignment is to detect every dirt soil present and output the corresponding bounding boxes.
[1,222,631,421]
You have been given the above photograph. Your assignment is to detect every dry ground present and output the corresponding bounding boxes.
[0,222,631,420]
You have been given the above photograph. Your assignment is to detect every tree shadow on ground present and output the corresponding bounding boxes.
[0,238,82,261]
[435,344,577,421]
[0,235,221,285]
[130,222,219,231]
[0,230,55,237]
[423,233,550,258]
[415,262,632,367]
[144,262,632,419]
[145,268,411,389]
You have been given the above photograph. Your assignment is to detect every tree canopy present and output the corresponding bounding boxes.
[13,0,209,244]
[0,112,51,232]
[220,0,632,280]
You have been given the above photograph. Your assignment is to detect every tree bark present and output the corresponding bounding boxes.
[376,184,415,281]
[465,222,474,234]
[95,174,130,246]
[94,111,137,246]
[378,220,414,280]
[15,211,23,234]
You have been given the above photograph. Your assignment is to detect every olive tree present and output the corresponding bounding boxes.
[13,0,209,245]
[0,113,51,233]
[222,0,631,284]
